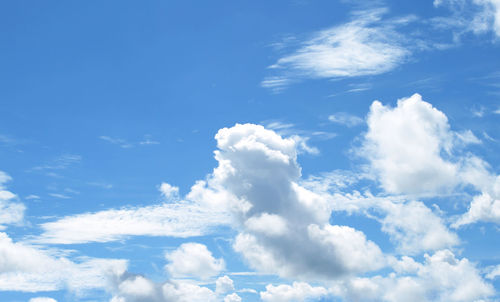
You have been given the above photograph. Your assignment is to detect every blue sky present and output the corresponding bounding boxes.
[1,0,500,301]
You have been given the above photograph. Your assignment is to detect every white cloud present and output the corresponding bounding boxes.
[206,124,384,280]
[216,275,235,294]
[334,249,493,302]
[260,282,329,302]
[360,93,458,195]
[29,298,57,302]
[0,171,25,229]
[434,0,500,37]
[165,243,225,280]
[110,276,217,302]
[485,264,500,279]
[379,200,459,254]
[454,191,500,227]
[328,112,364,127]
[32,154,81,171]
[36,202,230,244]
[262,8,410,90]
[224,293,242,302]
[0,232,127,293]
[159,182,180,200]
[244,213,288,237]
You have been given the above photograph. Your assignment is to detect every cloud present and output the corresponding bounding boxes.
[204,124,385,280]
[159,182,180,200]
[260,282,329,302]
[328,112,364,127]
[99,136,134,148]
[337,249,494,302]
[453,189,500,227]
[29,298,57,302]
[165,243,225,280]
[223,293,242,302]
[262,8,411,90]
[0,232,127,293]
[216,275,235,294]
[433,0,500,37]
[110,275,217,302]
[32,154,81,171]
[0,171,25,229]
[360,93,459,195]
[35,202,230,244]
[378,200,459,254]
[100,135,160,148]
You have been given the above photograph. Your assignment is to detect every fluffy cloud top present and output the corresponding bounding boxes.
[260,282,329,302]
[361,93,458,195]
[165,243,225,280]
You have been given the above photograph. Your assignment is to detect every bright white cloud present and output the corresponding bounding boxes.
[260,282,329,302]
[379,200,459,254]
[216,275,235,294]
[435,0,500,36]
[0,232,127,293]
[165,243,225,280]
[263,8,410,89]
[224,293,242,302]
[335,249,493,302]
[110,275,217,302]
[159,182,180,200]
[36,202,230,244]
[361,93,458,195]
[29,298,57,302]
[207,124,384,280]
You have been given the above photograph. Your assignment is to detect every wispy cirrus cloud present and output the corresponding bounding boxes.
[262,8,413,91]
[99,134,159,148]
[32,154,82,172]
[433,0,500,38]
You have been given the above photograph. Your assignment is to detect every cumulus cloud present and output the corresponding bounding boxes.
[359,93,500,226]
[205,124,385,280]
[165,243,225,280]
[262,8,411,90]
[361,93,458,195]
[379,200,459,254]
[337,249,494,302]
[260,282,329,302]
[223,293,242,302]
[29,298,57,302]
[216,275,235,294]
[110,275,217,302]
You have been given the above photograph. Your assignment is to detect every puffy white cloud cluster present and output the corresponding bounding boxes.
[361,93,458,195]
[5,93,498,301]
[165,242,225,280]
[360,93,500,227]
[260,282,329,302]
[336,249,493,302]
[194,123,385,280]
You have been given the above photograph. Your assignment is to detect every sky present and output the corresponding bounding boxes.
[1,0,500,301]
